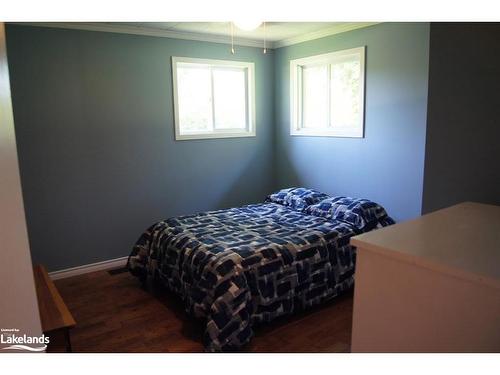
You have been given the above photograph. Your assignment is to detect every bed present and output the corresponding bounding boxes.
[127,188,394,351]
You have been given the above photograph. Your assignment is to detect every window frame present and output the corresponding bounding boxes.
[290,46,366,138]
[172,56,256,141]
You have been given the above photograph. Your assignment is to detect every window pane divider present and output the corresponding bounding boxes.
[327,63,332,128]
[244,68,249,131]
[209,66,216,130]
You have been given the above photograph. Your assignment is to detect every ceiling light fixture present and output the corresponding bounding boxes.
[230,22,235,54]
[263,22,267,54]
[233,20,262,31]
[229,21,268,55]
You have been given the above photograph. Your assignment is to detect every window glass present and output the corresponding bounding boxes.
[302,65,328,129]
[177,65,213,133]
[330,59,361,129]
[213,68,247,130]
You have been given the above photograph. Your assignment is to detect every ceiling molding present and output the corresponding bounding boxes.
[10,22,266,48]
[272,22,380,48]
[10,22,380,49]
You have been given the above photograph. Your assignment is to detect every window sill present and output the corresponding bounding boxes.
[290,129,364,138]
[175,131,256,141]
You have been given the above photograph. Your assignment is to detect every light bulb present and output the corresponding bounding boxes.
[233,20,262,31]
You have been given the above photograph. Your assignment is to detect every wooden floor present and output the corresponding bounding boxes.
[49,269,354,352]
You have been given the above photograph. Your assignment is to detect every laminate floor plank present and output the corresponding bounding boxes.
[48,270,353,353]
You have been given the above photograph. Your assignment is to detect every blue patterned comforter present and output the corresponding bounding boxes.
[128,200,386,351]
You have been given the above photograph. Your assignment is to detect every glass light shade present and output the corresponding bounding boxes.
[233,20,262,31]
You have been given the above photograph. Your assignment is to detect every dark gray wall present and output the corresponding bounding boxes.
[6,25,275,271]
[422,23,500,213]
[274,23,430,222]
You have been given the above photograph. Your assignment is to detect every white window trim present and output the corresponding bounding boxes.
[290,46,366,138]
[172,56,256,141]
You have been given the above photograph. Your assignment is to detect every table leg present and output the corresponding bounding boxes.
[64,330,72,353]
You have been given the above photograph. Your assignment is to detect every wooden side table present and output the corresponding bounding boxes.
[33,265,76,352]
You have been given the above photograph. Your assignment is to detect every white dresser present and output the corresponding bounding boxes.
[350,202,500,352]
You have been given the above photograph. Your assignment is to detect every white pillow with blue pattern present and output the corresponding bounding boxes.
[265,187,331,211]
[305,196,395,232]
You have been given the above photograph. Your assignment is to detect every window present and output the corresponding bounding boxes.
[290,46,365,137]
[172,57,255,140]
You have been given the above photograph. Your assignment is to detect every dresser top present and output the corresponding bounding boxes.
[351,202,500,289]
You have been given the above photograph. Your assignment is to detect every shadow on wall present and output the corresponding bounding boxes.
[216,149,275,209]
[274,148,304,189]
[171,138,275,212]
[422,23,500,213]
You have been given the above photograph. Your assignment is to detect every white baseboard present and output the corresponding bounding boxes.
[48,256,129,280]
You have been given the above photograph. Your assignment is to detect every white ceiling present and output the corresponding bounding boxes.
[107,22,377,48]
[111,22,339,42]
[16,22,378,49]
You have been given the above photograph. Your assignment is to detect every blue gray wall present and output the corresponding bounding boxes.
[274,23,430,222]
[422,23,500,213]
[6,23,433,271]
[6,25,275,271]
